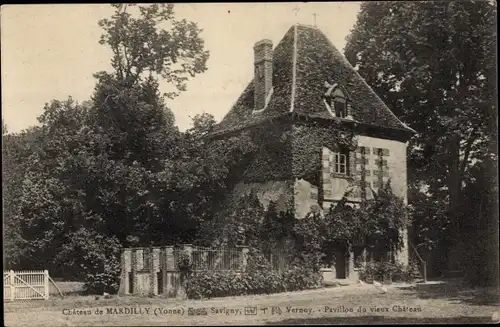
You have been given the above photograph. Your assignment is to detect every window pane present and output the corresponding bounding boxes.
[335,101,346,117]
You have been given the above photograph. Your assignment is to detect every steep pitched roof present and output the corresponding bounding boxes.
[211,24,415,136]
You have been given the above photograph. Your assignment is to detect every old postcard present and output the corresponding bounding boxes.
[2,2,499,326]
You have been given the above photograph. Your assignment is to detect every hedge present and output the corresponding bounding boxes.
[358,260,421,283]
[185,265,323,300]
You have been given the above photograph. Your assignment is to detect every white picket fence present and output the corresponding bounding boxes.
[3,270,49,301]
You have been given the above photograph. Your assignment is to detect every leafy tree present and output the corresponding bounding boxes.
[3,127,42,267]
[89,74,179,171]
[98,4,209,95]
[345,1,497,273]
[458,156,498,287]
[9,3,211,283]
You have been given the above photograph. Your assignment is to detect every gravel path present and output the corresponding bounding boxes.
[5,282,499,326]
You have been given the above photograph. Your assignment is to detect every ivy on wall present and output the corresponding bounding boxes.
[240,122,293,184]
[291,120,358,185]
[324,180,410,252]
[229,117,358,187]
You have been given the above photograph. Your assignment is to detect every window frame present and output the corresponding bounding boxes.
[333,152,347,175]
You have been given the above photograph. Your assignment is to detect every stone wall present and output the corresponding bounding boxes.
[119,245,250,297]
[293,178,321,219]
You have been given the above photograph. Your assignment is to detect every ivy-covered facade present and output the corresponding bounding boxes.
[209,24,415,280]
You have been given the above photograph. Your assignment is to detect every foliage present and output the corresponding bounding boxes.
[238,123,293,183]
[358,260,421,283]
[2,127,42,267]
[458,156,499,287]
[324,197,362,245]
[56,228,122,294]
[185,250,322,300]
[180,116,259,228]
[176,250,193,272]
[217,192,264,248]
[324,181,410,251]
[198,179,409,277]
[345,1,497,280]
[98,4,209,95]
[4,3,212,282]
[291,212,326,272]
[291,123,358,183]
[362,181,410,250]
[259,201,295,252]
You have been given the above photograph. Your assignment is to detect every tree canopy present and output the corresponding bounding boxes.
[345,0,497,283]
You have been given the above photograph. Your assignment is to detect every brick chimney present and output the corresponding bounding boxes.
[253,39,273,110]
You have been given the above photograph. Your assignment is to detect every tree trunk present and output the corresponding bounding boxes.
[446,134,462,272]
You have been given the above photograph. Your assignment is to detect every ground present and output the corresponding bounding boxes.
[4,280,499,326]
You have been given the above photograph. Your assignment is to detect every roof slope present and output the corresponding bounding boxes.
[212,24,415,136]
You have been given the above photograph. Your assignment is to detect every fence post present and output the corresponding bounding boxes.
[118,249,125,295]
[241,246,249,272]
[178,244,193,299]
[122,249,132,295]
[44,270,49,300]
[183,244,193,262]
[423,261,427,283]
[165,246,174,296]
[131,249,138,295]
[10,270,15,301]
[151,248,160,296]
[183,244,193,273]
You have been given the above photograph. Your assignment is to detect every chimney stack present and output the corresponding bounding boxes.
[253,39,273,110]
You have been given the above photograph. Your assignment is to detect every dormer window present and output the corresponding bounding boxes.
[323,82,352,119]
[332,89,347,118]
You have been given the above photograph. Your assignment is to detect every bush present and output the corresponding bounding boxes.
[358,261,421,283]
[57,228,122,294]
[292,213,325,272]
[185,252,322,300]
[185,268,322,300]
[176,250,193,272]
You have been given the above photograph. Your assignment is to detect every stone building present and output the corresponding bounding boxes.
[209,24,416,280]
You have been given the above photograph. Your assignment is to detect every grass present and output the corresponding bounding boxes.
[49,281,85,296]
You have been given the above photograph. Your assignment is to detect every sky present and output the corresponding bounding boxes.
[1,3,361,134]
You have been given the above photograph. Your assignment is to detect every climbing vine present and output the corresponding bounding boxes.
[323,180,410,252]
[240,122,293,183]
[291,120,358,184]
[235,118,358,186]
